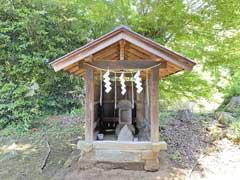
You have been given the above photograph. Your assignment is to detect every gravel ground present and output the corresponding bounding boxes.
[162,114,211,168]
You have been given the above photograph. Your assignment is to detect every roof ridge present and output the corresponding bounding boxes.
[114,25,132,31]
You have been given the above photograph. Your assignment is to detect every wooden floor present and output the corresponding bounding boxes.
[102,134,116,141]
[95,129,117,141]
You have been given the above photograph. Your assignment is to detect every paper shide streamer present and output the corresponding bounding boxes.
[103,69,112,93]
[120,72,126,95]
[134,69,143,94]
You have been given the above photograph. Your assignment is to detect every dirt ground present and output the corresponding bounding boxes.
[53,152,187,180]
[189,138,240,180]
[0,114,240,180]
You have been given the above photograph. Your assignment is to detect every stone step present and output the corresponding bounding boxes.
[92,141,167,151]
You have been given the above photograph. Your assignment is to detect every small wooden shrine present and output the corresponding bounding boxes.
[50,25,196,171]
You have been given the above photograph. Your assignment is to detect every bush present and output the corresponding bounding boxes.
[0,0,86,131]
[231,122,240,144]
[0,83,37,130]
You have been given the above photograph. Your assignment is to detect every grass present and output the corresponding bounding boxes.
[170,151,181,161]
[159,109,177,128]
[230,122,240,144]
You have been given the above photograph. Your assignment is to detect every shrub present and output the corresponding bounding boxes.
[231,122,240,144]
[0,82,38,130]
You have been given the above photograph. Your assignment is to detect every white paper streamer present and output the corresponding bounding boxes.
[103,69,112,93]
[120,72,126,95]
[134,70,143,94]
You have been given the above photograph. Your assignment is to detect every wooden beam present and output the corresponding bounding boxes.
[74,69,85,76]
[127,43,158,59]
[149,67,160,142]
[85,55,93,62]
[68,65,79,73]
[64,62,78,71]
[93,46,118,60]
[85,60,166,70]
[126,44,155,59]
[85,67,95,142]
[126,54,146,60]
[119,40,125,60]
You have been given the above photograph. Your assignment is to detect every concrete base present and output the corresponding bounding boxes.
[77,141,167,171]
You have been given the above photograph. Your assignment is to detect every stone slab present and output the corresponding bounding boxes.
[144,158,160,171]
[77,141,93,152]
[141,150,158,160]
[152,142,167,152]
[96,162,145,170]
[95,149,142,163]
[93,141,153,150]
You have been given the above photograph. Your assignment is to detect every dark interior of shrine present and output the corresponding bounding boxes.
[93,74,143,141]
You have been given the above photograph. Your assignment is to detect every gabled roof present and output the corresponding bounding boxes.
[50,25,196,77]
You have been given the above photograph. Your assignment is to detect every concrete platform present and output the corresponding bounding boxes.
[77,141,167,171]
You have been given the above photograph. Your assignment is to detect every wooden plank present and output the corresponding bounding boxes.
[126,50,146,60]
[64,62,78,71]
[127,43,158,59]
[93,46,118,60]
[85,55,93,62]
[126,45,153,59]
[98,53,119,61]
[149,67,160,142]
[74,69,84,75]
[85,67,95,142]
[126,49,150,60]
[85,60,165,70]
[126,53,145,60]
[93,42,118,58]
[119,40,125,60]
[68,65,79,73]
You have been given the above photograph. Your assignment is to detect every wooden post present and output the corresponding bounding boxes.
[85,67,95,142]
[149,67,160,142]
[119,40,125,60]
[136,91,144,129]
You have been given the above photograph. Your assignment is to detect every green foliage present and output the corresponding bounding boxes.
[221,72,240,108]
[0,0,86,129]
[0,82,35,129]
[231,122,240,144]
[170,151,181,161]
[160,71,212,104]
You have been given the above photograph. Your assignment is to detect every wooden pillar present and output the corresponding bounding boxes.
[149,67,160,142]
[85,67,94,142]
[136,90,144,129]
[119,40,125,60]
